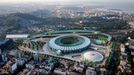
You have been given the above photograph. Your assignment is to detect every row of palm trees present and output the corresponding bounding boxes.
[24,41,46,51]
[105,42,121,74]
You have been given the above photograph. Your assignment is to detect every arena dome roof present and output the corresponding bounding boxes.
[83,51,104,62]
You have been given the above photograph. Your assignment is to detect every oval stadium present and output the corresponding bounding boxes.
[48,34,91,54]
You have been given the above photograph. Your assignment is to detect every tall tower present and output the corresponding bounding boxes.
[1,51,8,62]
[15,49,25,67]
[33,51,39,64]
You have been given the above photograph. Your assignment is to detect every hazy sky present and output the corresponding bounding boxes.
[0,0,133,3]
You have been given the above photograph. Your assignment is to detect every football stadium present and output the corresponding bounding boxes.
[48,34,91,54]
[19,30,112,64]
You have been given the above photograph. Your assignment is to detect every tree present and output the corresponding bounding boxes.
[15,39,24,49]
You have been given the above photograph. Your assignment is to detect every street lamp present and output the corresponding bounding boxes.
[125,43,129,46]
[125,42,130,53]
[128,37,131,40]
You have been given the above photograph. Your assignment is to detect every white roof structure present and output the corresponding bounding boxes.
[6,34,29,39]
[83,51,104,62]
[48,34,91,54]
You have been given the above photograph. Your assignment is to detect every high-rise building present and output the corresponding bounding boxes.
[1,52,8,62]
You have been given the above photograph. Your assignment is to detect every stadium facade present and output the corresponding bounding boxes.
[48,34,91,54]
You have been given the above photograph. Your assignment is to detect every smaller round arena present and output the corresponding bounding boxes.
[82,51,104,62]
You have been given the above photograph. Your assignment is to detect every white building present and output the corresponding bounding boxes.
[6,34,29,39]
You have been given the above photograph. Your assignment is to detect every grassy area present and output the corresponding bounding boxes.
[98,36,108,41]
